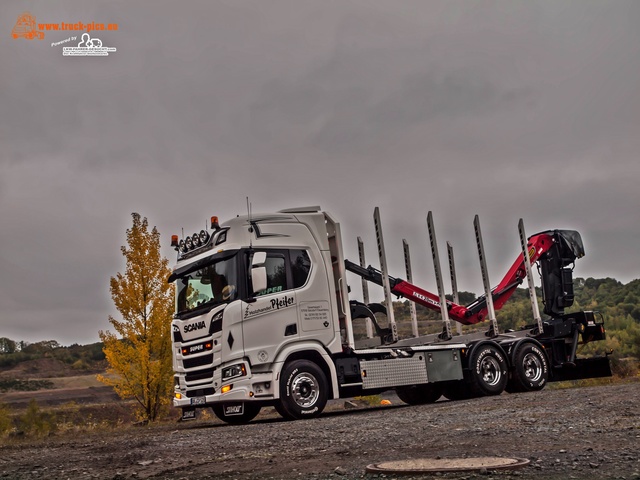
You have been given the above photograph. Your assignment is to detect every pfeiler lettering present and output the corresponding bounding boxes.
[271,296,294,309]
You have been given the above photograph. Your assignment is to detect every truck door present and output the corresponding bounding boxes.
[242,250,299,366]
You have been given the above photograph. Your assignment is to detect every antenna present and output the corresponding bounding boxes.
[247,197,253,247]
[181,227,184,239]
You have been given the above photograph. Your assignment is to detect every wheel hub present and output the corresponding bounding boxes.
[522,353,543,382]
[291,373,319,408]
[480,356,502,386]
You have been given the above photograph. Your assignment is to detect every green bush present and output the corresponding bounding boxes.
[18,399,57,436]
[0,404,13,436]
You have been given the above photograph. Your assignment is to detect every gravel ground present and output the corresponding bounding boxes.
[1,382,639,480]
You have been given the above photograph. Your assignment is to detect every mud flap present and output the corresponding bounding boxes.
[550,357,612,382]
[181,407,196,421]
[222,403,245,417]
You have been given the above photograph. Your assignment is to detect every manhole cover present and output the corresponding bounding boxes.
[366,457,530,474]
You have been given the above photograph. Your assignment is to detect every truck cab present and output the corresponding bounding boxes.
[169,207,348,422]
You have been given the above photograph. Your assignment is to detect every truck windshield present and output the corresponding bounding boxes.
[175,255,238,315]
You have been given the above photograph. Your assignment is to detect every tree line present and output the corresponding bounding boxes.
[2,213,638,426]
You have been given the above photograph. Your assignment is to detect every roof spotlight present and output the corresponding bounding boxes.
[185,236,193,249]
[199,230,210,244]
[192,233,201,247]
[179,239,187,253]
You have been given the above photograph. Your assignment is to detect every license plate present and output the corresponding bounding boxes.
[181,409,196,421]
[224,403,244,416]
[191,396,206,406]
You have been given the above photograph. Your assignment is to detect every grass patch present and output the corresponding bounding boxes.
[0,379,54,392]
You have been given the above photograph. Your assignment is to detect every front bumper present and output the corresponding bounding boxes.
[173,370,275,408]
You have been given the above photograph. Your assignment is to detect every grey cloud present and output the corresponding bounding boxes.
[1,0,639,345]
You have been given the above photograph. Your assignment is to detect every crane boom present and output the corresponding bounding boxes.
[345,229,584,325]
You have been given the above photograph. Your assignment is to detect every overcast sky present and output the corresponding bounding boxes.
[2,1,640,345]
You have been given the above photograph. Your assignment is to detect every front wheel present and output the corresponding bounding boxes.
[396,383,443,405]
[467,343,508,396]
[211,403,261,425]
[507,343,548,392]
[278,360,328,420]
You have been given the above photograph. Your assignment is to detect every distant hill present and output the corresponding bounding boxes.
[1,276,638,379]
[0,340,105,372]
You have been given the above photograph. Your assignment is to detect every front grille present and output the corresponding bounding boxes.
[183,353,213,369]
[186,387,215,398]
[186,368,215,383]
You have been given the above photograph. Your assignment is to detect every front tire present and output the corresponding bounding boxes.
[507,343,548,392]
[278,360,328,420]
[467,343,508,396]
[211,403,261,425]
[396,383,443,405]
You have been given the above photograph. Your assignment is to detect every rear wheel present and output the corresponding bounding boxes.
[211,403,261,425]
[507,343,548,392]
[467,343,508,396]
[278,360,328,420]
[396,383,443,405]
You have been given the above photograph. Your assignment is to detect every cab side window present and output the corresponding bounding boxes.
[263,254,286,295]
[291,249,311,288]
[250,252,286,297]
[249,249,311,297]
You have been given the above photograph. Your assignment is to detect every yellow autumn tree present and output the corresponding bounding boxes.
[98,213,174,422]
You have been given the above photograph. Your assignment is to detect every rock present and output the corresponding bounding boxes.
[334,466,347,475]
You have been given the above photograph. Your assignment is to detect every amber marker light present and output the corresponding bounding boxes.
[211,216,220,230]
[175,393,182,399]
[171,235,179,247]
[221,385,232,394]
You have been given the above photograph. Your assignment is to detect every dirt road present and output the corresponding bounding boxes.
[1,382,639,479]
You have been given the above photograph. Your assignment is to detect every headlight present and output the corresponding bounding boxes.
[222,363,247,381]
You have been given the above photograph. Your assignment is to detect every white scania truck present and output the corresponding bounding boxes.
[168,207,610,424]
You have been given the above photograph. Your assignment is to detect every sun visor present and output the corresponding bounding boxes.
[167,249,238,283]
[556,230,585,259]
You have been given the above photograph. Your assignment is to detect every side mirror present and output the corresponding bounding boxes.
[250,251,268,296]
[251,266,267,295]
[252,251,267,267]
